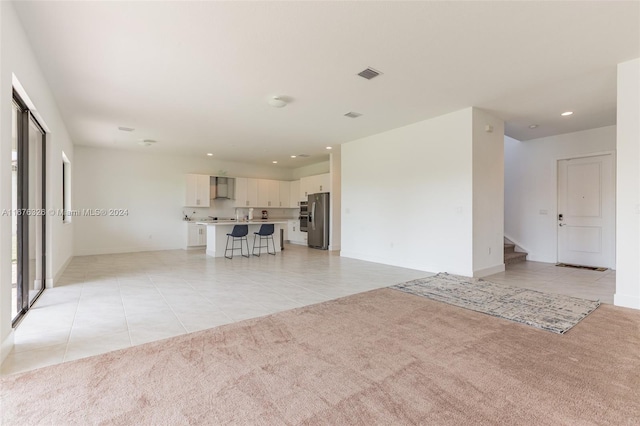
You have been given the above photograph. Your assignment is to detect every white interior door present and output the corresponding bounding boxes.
[557,154,614,268]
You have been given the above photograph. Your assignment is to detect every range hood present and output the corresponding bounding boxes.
[211,177,236,199]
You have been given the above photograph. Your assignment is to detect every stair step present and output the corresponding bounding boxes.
[505,251,527,265]
[504,243,515,254]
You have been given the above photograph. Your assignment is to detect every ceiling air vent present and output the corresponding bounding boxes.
[297,154,310,158]
[118,126,135,132]
[357,67,381,80]
[344,112,362,118]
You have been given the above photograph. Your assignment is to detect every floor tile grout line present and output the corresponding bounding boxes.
[148,275,190,336]
[61,273,86,363]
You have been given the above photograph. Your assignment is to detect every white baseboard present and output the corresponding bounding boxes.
[74,245,180,256]
[53,255,73,286]
[614,293,640,310]
[340,251,436,274]
[1,330,15,365]
[473,263,505,278]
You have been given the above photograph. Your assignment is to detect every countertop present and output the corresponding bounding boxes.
[195,220,288,226]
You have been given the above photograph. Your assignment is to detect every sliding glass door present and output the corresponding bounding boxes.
[12,92,46,326]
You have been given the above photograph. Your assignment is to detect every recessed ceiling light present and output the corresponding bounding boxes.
[561,111,573,116]
[207,153,213,156]
[326,146,332,150]
[290,155,297,158]
[529,124,538,129]
[272,160,278,164]
[268,96,287,108]
[118,126,135,132]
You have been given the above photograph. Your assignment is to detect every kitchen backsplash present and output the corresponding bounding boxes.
[182,199,299,221]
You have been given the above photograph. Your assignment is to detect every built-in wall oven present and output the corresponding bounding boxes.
[299,201,308,232]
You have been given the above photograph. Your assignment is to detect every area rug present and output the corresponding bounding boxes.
[556,263,608,272]
[392,273,600,334]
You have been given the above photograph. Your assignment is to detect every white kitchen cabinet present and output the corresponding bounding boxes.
[234,177,259,207]
[317,173,330,193]
[257,179,269,207]
[234,177,247,207]
[268,180,280,207]
[186,222,207,247]
[247,178,259,207]
[300,173,330,198]
[257,179,281,207]
[232,177,304,208]
[278,181,290,207]
[289,180,300,206]
[287,219,307,245]
[185,174,211,207]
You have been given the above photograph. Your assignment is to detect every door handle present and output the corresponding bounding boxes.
[559,223,566,227]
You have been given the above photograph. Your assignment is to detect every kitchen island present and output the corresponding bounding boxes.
[196,220,287,257]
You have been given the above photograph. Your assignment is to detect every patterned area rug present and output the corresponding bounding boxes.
[392,273,600,334]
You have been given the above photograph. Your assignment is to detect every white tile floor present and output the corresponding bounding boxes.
[486,260,615,304]
[1,246,615,376]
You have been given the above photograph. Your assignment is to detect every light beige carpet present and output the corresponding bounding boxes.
[1,288,639,425]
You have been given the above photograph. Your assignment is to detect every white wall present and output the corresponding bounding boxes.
[504,126,616,263]
[341,108,475,276]
[291,160,330,180]
[0,2,75,362]
[73,147,294,255]
[472,108,505,276]
[615,58,640,309]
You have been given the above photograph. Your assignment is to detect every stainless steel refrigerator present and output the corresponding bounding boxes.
[307,192,329,250]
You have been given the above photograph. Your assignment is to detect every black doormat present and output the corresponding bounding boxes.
[556,263,608,272]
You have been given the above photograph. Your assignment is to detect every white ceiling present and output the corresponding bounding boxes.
[12,1,640,168]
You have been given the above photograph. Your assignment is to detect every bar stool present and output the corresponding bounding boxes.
[252,224,276,256]
[225,225,249,259]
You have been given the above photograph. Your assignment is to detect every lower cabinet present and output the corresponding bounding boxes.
[187,223,207,248]
[287,220,308,245]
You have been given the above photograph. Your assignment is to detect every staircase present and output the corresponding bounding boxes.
[504,240,527,265]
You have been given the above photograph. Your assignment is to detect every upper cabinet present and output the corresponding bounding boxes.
[258,179,283,207]
[234,177,259,207]
[247,178,259,207]
[191,175,313,208]
[185,174,211,207]
[267,180,280,207]
[234,177,248,207]
[300,173,330,199]
[289,180,300,207]
[279,181,291,207]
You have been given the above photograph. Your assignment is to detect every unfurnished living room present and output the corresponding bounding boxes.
[1,1,639,424]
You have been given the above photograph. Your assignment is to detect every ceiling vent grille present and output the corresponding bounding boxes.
[357,68,381,80]
[344,112,362,118]
[297,154,310,158]
[118,126,135,132]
